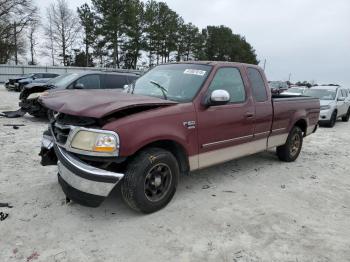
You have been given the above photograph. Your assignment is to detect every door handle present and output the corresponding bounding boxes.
[245,112,255,118]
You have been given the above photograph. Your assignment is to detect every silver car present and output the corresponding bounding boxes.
[304,86,350,127]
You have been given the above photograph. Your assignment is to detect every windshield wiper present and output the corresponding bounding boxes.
[150,80,168,100]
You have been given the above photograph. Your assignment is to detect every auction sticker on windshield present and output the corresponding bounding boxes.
[184,69,206,76]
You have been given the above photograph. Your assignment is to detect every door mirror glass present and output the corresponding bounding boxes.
[74,83,85,89]
[208,89,230,106]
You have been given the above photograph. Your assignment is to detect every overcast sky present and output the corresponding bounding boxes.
[35,0,350,86]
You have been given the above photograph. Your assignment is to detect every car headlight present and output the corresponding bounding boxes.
[27,92,44,100]
[70,130,119,154]
[320,105,331,110]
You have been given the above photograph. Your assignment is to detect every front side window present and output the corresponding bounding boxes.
[208,67,246,103]
[131,64,212,102]
[248,68,268,102]
[104,75,128,89]
[75,75,101,89]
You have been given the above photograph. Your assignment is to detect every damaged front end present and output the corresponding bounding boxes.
[40,113,125,207]
[19,85,50,118]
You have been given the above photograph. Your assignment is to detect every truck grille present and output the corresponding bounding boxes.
[52,123,71,145]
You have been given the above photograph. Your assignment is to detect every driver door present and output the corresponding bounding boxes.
[196,67,255,169]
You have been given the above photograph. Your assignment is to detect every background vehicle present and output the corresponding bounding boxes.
[20,71,139,118]
[39,62,320,213]
[15,73,60,91]
[6,73,59,91]
[304,86,350,127]
[282,86,307,96]
[269,81,289,94]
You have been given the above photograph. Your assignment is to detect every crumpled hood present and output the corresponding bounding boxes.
[39,89,177,118]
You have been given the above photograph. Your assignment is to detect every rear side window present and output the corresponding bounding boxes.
[76,75,101,89]
[208,67,246,103]
[104,75,128,89]
[247,68,268,102]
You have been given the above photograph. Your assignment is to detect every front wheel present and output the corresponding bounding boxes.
[276,126,303,162]
[328,111,337,127]
[342,108,350,122]
[121,148,179,213]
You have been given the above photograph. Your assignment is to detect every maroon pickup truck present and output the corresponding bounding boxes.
[39,62,320,213]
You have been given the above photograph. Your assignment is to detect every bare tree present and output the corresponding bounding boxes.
[0,0,37,64]
[27,15,39,65]
[45,0,81,66]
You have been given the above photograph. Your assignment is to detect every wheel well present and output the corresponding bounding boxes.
[138,140,190,174]
[294,119,307,135]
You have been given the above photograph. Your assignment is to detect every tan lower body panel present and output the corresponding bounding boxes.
[189,133,289,171]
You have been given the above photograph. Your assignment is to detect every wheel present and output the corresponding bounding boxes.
[276,126,303,162]
[121,148,179,213]
[342,108,350,122]
[327,111,337,127]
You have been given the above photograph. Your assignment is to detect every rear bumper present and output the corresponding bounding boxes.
[54,145,124,207]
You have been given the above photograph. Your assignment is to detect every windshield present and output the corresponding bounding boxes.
[130,64,212,102]
[304,89,336,100]
[50,73,78,88]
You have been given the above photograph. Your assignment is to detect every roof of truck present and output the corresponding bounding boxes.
[169,61,262,68]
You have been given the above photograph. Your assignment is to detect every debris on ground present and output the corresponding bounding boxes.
[3,124,25,130]
[0,109,26,118]
[0,202,13,208]
[202,185,210,189]
[310,175,317,179]
[0,212,9,221]
[26,251,39,262]
[281,184,286,189]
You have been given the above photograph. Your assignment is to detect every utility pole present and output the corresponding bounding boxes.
[263,59,266,71]
[288,73,292,82]
[14,22,18,65]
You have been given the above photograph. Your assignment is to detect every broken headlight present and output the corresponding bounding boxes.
[27,92,45,100]
[70,129,119,155]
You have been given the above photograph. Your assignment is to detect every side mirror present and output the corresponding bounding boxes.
[74,83,84,89]
[338,97,345,101]
[205,89,230,106]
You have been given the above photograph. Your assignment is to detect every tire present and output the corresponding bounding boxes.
[28,107,48,118]
[327,111,337,127]
[342,108,350,122]
[121,147,179,213]
[276,126,303,162]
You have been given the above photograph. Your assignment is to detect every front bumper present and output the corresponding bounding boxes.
[54,144,124,207]
[319,109,333,121]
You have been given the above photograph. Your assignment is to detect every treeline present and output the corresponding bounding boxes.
[0,0,259,69]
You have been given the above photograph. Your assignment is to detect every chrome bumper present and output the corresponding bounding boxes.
[55,145,124,198]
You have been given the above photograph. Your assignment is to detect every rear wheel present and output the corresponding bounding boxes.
[276,126,303,162]
[121,148,179,213]
[342,108,350,122]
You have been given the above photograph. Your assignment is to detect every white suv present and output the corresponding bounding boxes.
[304,86,350,127]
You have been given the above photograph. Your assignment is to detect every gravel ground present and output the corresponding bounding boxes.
[0,85,350,262]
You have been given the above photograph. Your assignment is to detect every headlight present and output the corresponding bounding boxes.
[320,105,331,110]
[71,130,119,154]
[27,92,44,100]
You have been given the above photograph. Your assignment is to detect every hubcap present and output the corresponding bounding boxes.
[290,133,301,157]
[144,163,172,202]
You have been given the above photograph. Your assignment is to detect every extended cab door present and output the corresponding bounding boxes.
[246,67,273,143]
[196,66,255,169]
